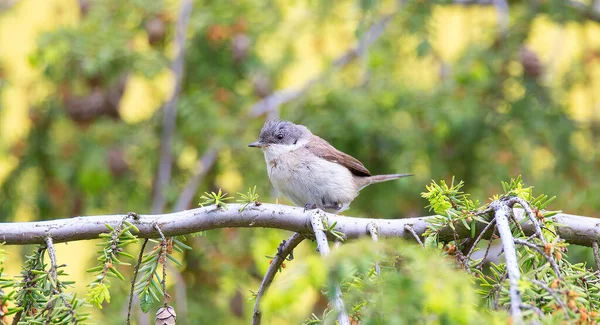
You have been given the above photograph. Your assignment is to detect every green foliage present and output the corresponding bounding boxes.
[7,245,89,324]
[422,176,600,324]
[237,186,260,212]
[264,238,506,325]
[199,189,233,209]
[30,0,167,85]
[134,236,190,313]
[2,0,600,323]
[86,220,138,309]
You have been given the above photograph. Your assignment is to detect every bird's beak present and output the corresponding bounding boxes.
[248,141,264,148]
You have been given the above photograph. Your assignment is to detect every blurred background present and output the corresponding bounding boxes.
[0,0,599,323]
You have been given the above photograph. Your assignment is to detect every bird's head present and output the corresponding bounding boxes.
[248,120,311,154]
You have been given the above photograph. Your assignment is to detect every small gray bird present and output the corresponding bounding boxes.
[248,120,412,213]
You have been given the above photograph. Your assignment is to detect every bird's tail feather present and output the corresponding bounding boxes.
[358,173,413,190]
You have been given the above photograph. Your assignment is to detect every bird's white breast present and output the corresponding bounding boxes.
[262,143,357,211]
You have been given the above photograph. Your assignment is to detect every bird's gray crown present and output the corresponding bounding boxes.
[259,120,308,145]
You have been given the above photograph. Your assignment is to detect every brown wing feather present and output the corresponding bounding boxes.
[306,136,371,176]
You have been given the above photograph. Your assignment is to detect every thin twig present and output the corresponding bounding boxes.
[151,0,193,214]
[464,219,496,266]
[520,303,544,318]
[252,233,304,325]
[174,147,219,211]
[154,224,169,305]
[127,238,149,325]
[593,241,600,271]
[404,224,424,247]
[530,279,569,319]
[43,236,59,325]
[492,0,509,36]
[514,238,563,280]
[476,223,498,271]
[490,199,522,322]
[250,11,398,116]
[311,212,350,325]
[367,223,381,274]
[508,197,546,245]
[45,236,58,290]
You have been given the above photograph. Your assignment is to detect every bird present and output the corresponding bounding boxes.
[248,120,412,213]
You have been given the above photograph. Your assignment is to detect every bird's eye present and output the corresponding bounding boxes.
[276,134,284,140]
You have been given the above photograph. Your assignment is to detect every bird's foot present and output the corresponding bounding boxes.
[303,203,317,212]
[303,202,343,213]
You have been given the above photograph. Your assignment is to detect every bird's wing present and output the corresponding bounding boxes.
[305,136,371,177]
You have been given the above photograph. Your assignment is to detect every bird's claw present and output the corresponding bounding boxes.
[303,203,317,212]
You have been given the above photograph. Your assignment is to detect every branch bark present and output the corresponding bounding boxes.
[490,199,522,322]
[0,205,599,248]
[311,212,349,325]
[252,232,304,325]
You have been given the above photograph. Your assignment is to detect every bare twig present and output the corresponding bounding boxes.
[476,224,498,271]
[367,223,381,274]
[568,0,600,23]
[464,219,496,266]
[252,232,304,325]
[127,238,149,325]
[250,11,397,117]
[530,279,569,319]
[174,147,219,211]
[492,0,509,35]
[513,238,563,280]
[45,236,58,289]
[311,212,349,325]
[153,224,169,306]
[520,303,544,318]
[490,199,522,322]
[43,236,59,325]
[593,241,600,271]
[404,224,424,248]
[151,0,193,213]
[508,197,546,245]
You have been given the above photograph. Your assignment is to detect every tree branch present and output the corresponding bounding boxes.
[490,199,522,322]
[252,232,304,325]
[0,204,599,248]
[151,0,193,214]
[250,11,397,117]
[311,212,349,325]
[173,147,218,211]
[404,224,424,248]
[593,241,600,271]
[367,222,381,274]
[514,238,562,280]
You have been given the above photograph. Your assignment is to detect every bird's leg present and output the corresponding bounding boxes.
[319,202,343,212]
[304,202,342,212]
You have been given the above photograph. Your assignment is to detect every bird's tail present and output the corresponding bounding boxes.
[358,173,413,189]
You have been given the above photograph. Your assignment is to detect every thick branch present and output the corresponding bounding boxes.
[0,205,598,247]
[252,232,304,325]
